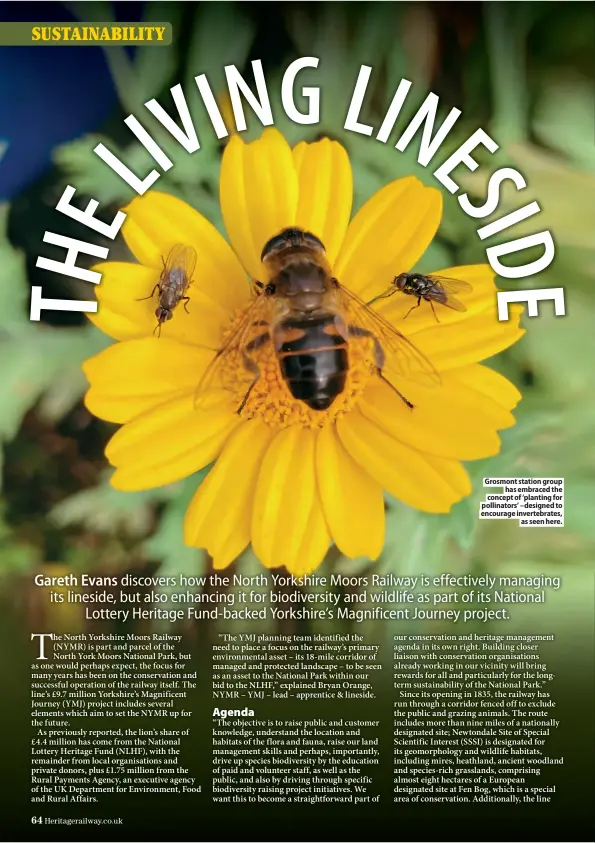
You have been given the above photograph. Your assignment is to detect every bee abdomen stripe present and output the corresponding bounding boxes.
[279,343,347,358]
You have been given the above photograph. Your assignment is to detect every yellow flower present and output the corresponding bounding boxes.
[83,128,524,575]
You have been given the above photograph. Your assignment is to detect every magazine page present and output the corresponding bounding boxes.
[1,2,593,842]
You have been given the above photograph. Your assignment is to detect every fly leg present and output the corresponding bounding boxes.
[182,297,191,313]
[366,275,407,306]
[137,284,160,302]
[403,296,423,320]
[236,333,269,415]
[365,289,395,307]
[348,325,414,409]
[430,300,440,323]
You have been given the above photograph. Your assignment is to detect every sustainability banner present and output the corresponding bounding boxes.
[1,2,593,841]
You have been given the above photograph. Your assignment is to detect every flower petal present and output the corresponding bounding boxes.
[184,419,275,569]
[106,393,239,491]
[285,503,331,577]
[252,426,330,571]
[88,307,143,342]
[450,363,522,412]
[121,191,249,312]
[220,128,299,279]
[375,264,499,332]
[83,338,214,424]
[293,138,353,266]
[334,176,442,300]
[358,366,516,462]
[91,262,229,348]
[316,424,384,560]
[408,305,525,370]
[337,407,471,513]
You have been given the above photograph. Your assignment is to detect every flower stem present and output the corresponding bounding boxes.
[484,1,529,144]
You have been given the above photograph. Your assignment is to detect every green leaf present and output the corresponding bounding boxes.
[53,135,154,205]
[0,541,40,576]
[143,473,207,576]
[0,203,29,330]
[381,502,448,577]
[181,3,256,151]
[65,1,182,112]
[49,475,162,537]
[563,480,595,541]
[459,141,595,251]
[521,290,595,397]
[125,2,183,105]
[484,2,530,143]
[442,495,479,551]
[0,325,109,488]
[0,501,41,576]
[534,74,595,171]
[186,3,256,94]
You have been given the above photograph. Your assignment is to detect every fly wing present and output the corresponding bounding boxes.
[193,291,275,411]
[181,246,198,281]
[424,275,473,312]
[426,274,473,294]
[163,244,198,292]
[334,282,441,387]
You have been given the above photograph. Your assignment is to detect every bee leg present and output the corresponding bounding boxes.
[237,333,269,415]
[182,297,191,314]
[403,297,422,320]
[246,333,270,351]
[348,325,414,410]
[237,357,261,415]
[137,284,160,302]
[378,373,414,409]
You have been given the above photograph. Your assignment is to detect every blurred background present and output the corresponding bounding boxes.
[1,3,594,840]
[0,0,594,634]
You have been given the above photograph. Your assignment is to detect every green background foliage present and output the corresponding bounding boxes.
[1,1,594,614]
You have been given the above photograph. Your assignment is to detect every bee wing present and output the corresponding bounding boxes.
[335,282,441,386]
[193,292,274,411]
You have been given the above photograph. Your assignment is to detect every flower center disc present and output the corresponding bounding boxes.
[221,307,377,429]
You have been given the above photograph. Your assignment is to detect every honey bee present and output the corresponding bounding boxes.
[375,272,472,320]
[138,244,197,336]
[194,228,440,414]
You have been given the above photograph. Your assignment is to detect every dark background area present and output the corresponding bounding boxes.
[0,2,594,841]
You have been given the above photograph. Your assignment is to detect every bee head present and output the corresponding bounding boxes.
[261,228,326,262]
